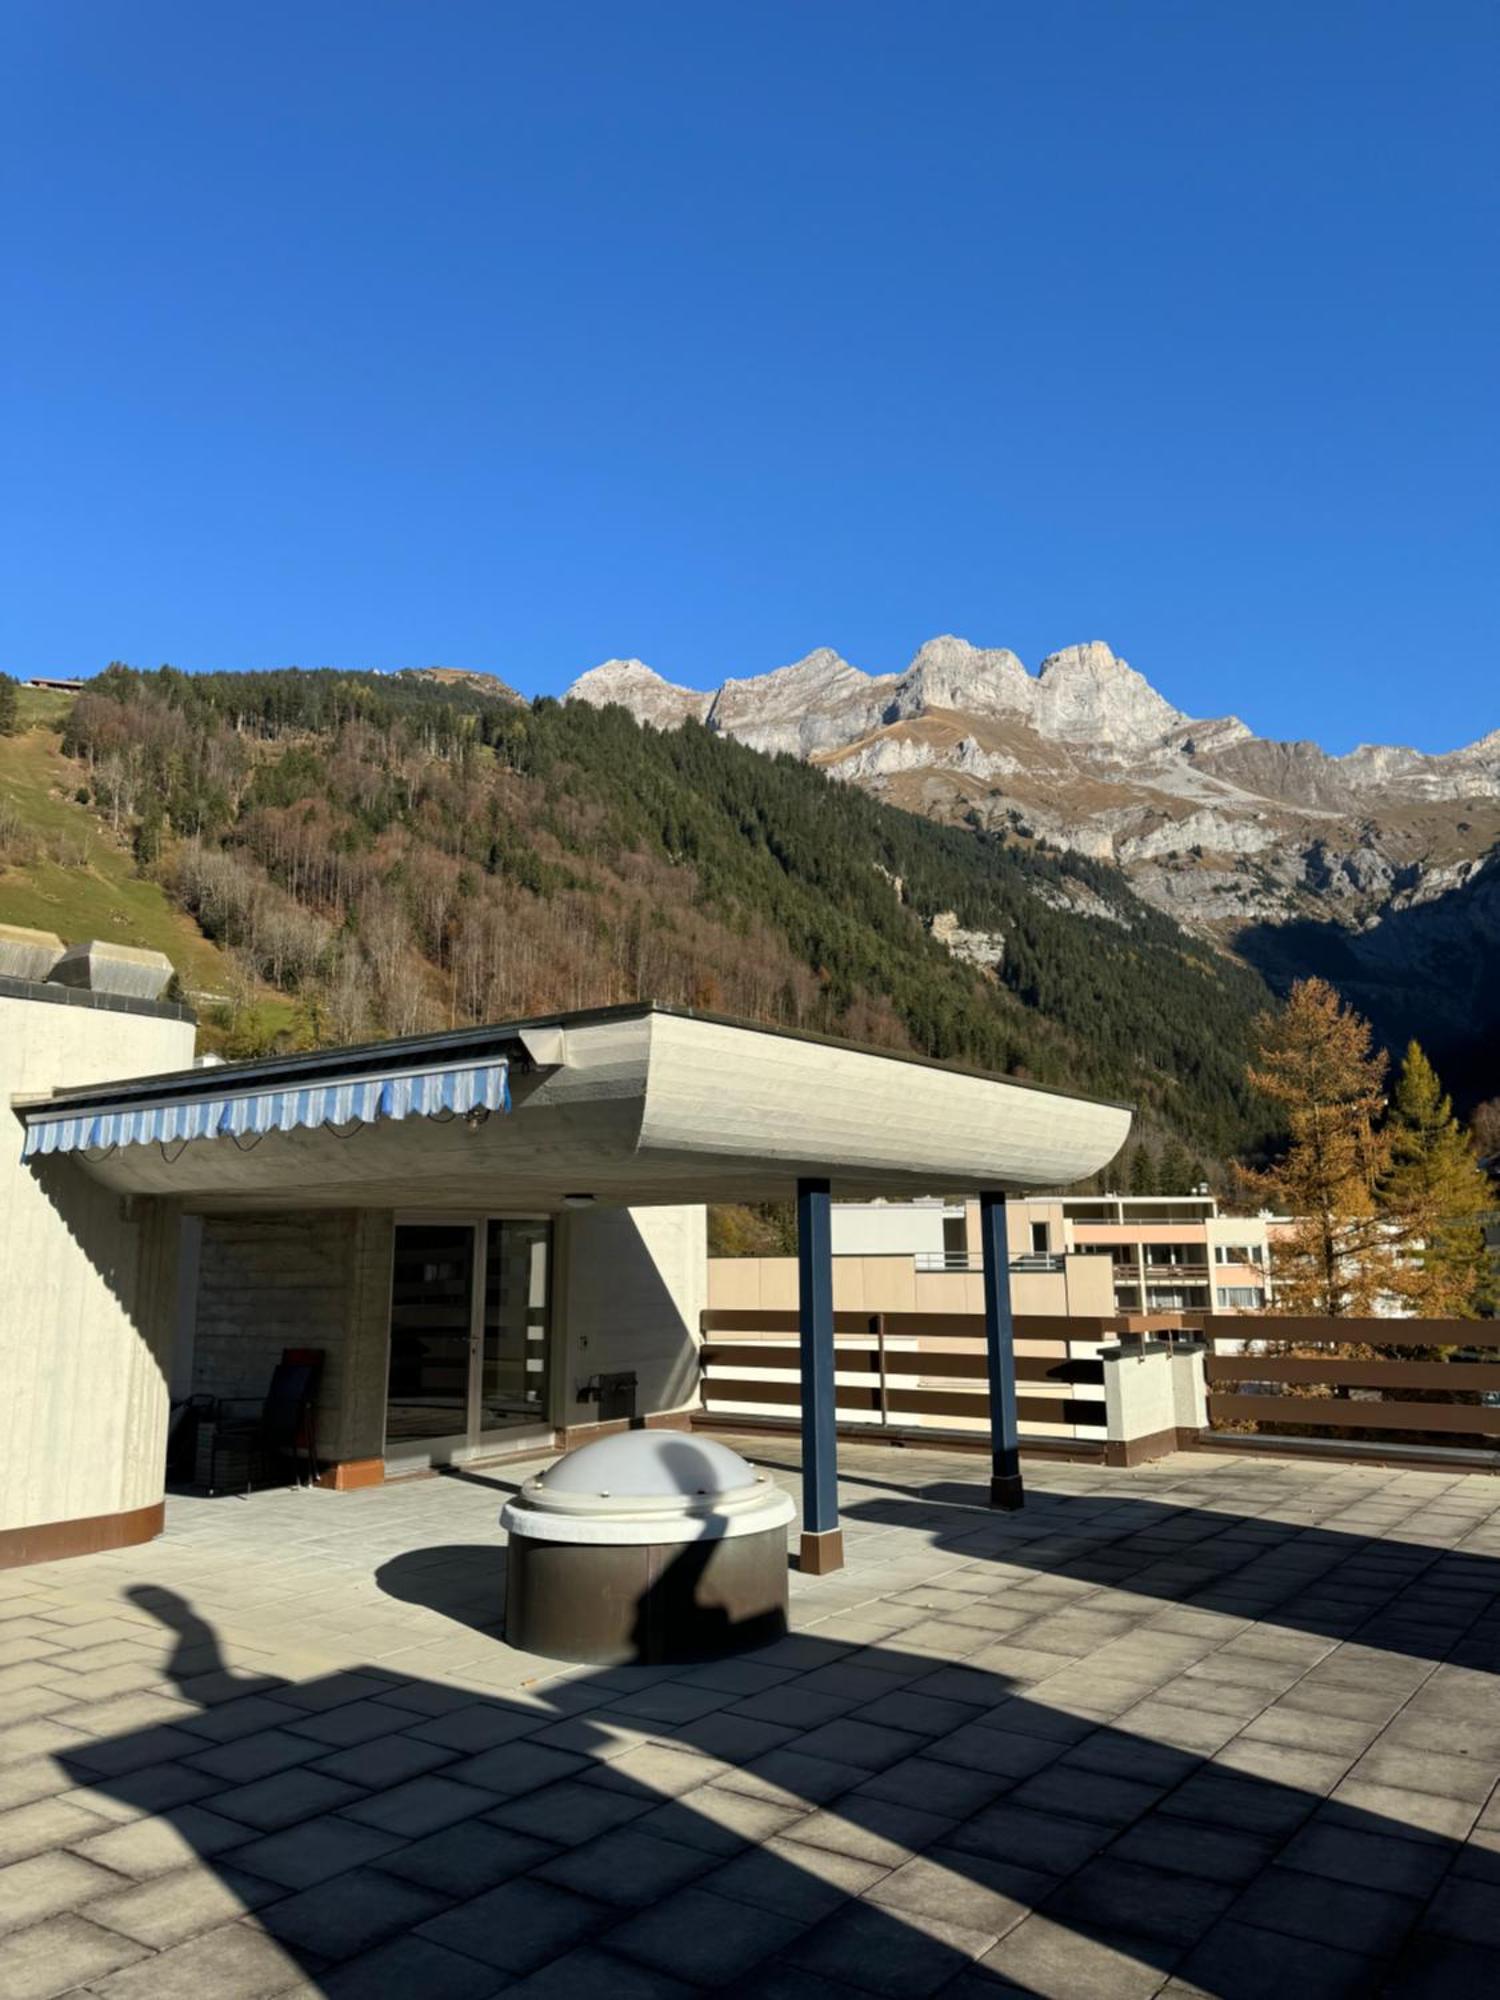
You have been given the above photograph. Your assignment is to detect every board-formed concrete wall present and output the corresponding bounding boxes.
[0,989,196,1561]
[189,1209,394,1464]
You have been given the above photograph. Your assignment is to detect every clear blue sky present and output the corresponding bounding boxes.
[3,2,1496,752]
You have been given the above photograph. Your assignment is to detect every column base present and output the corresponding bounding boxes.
[798,1528,845,1575]
[989,1474,1025,1511]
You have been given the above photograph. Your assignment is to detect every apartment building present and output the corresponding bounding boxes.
[830,1193,1272,1316]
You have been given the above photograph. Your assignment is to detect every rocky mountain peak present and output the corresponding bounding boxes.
[568,658,711,728]
[1032,642,1191,751]
[707,649,896,758]
[897,635,1033,720]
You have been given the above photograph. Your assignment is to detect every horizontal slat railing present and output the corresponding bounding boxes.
[1203,1316,1500,1448]
[1208,1395,1500,1436]
[1209,1317,1500,1349]
[699,1309,1120,1449]
[1208,1355,1500,1392]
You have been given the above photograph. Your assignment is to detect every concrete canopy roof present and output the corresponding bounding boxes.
[17,1004,1132,1211]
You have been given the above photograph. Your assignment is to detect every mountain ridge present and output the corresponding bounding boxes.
[564,635,1500,946]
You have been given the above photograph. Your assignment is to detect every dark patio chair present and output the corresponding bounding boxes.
[204,1349,323,1495]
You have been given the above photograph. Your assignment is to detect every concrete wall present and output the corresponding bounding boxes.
[559,1204,707,1428]
[0,991,195,1552]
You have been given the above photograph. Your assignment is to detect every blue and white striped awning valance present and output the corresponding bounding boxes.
[21,1057,510,1160]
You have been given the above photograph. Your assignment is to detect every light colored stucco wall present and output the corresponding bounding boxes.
[831,1201,954,1257]
[707,1249,1115,1319]
[0,994,196,1535]
[559,1204,707,1426]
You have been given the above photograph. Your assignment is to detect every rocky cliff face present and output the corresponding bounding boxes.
[564,635,1500,947]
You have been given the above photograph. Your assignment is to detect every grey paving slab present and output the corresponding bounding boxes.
[608,1881,808,1985]
[630,1779,806,1855]
[0,1845,127,1929]
[86,1919,313,1999]
[1167,1917,1375,1999]
[70,1802,248,1878]
[0,1911,150,1999]
[259,1864,450,1959]
[534,1825,717,1906]
[339,1772,493,1837]
[311,1933,502,2000]
[0,1436,1493,1998]
[417,1876,611,1974]
[221,1813,409,1889]
[501,1944,698,1999]
[82,1859,283,1948]
[308,1733,455,1788]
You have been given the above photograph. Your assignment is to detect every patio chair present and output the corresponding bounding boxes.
[204,1349,323,1495]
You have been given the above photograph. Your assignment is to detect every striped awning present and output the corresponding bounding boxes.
[21,1057,510,1160]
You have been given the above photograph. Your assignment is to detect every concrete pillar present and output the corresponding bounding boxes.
[1100,1338,1180,1466]
[797,1177,842,1574]
[1170,1336,1209,1440]
[979,1191,1024,1510]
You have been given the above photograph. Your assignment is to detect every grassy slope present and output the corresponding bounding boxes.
[0,691,292,1042]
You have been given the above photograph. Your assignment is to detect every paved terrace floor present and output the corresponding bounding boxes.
[1,1441,1499,2000]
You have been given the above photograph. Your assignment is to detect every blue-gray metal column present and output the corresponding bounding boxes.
[979,1190,1025,1511]
[797,1176,843,1572]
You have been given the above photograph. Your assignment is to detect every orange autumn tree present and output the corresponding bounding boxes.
[1245,978,1393,1317]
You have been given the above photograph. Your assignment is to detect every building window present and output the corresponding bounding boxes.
[1216,1287,1261,1309]
[1031,1221,1049,1256]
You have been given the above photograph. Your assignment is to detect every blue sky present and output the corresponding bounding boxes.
[3,2,1496,752]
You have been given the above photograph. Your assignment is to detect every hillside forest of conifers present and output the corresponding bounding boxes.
[45,664,1281,1174]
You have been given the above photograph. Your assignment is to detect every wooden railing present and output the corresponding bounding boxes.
[1201,1317,1500,1449]
[699,1309,1121,1450]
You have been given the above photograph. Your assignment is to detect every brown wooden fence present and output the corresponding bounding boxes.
[700,1307,1500,1462]
[699,1309,1121,1452]
[1201,1317,1500,1449]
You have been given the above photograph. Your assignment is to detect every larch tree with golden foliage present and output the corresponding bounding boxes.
[1378,1041,1495,1318]
[1246,978,1393,1317]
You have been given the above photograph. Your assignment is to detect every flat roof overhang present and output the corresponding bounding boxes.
[13,1004,1132,1212]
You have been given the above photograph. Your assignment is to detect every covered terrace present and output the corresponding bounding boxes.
[7,1002,1130,1571]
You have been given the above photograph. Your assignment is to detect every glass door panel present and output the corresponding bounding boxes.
[386,1224,475,1445]
[479,1220,550,1431]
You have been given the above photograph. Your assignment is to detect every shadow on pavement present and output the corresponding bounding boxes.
[37,1467,1499,1998]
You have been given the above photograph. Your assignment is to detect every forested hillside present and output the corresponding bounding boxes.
[33,665,1276,1162]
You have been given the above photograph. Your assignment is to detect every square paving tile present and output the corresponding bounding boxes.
[341,1773,494,1837]
[535,1825,717,1906]
[314,1933,502,1999]
[786,1896,995,1997]
[208,1767,366,1832]
[418,1877,610,1974]
[221,1812,408,1888]
[259,1863,450,1959]
[0,1912,148,2000]
[609,1882,808,1985]
[81,1860,282,1949]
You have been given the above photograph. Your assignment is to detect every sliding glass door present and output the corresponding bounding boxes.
[386,1217,552,1465]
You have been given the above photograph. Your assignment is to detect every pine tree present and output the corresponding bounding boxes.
[0,673,18,737]
[1245,978,1393,1316]
[1128,1145,1157,1196]
[1157,1137,1194,1195]
[1378,1042,1494,1317]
